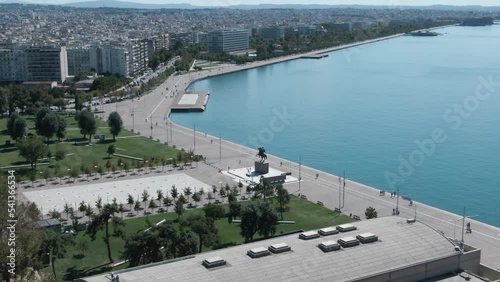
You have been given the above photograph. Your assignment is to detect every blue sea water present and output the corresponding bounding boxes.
[171,25,500,227]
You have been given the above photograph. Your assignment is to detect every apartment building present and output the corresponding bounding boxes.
[0,45,68,83]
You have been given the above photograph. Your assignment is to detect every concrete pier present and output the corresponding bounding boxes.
[170,91,210,112]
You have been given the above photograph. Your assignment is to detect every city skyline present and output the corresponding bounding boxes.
[4,0,500,7]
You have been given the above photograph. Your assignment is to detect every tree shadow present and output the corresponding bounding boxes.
[0,147,17,153]
[72,253,85,259]
[63,263,113,281]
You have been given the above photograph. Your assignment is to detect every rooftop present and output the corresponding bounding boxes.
[82,217,460,282]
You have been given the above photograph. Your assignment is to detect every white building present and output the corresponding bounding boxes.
[0,45,68,83]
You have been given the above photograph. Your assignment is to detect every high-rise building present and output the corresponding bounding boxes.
[169,32,193,49]
[67,47,91,75]
[297,26,317,36]
[0,45,68,83]
[259,27,285,41]
[129,39,148,77]
[207,30,250,53]
[101,46,129,77]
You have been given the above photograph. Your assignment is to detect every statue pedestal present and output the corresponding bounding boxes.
[255,161,269,174]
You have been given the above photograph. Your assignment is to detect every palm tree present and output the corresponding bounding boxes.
[127,194,134,211]
[156,189,164,205]
[183,187,192,203]
[141,189,149,210]
[95,196,103,212]
[86,203,123,263]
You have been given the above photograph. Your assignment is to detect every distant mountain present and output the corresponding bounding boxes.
[63,0,202,9]
[1,0,500,11]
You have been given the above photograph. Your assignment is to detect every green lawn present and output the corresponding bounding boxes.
[53,196,354,281]
[0,114,178,180]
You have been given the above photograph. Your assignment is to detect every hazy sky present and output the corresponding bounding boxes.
[16,0,500,6]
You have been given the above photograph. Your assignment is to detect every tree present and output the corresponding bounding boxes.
[240,201,278,242]
[105,159,112,172]
[17,135,47,170]
[107,111,123,141]
[163,196,173,207]
[275,184,290,220]
[148,199,158,213]
[0,175,45,281]
[75,237,89,257]
[188,214,220,253]
[227,201,242,223]
[39,230,74,280]
[365,206,378,219]
[192,192,201,205]
[257,202,278,238]
[48,209,61,219]
[55,145,66,163]
[176,231,197,257]
[34,107,51,133]
[156,189,164,204]
[69,167,79,181]
[40,111,59,142]
[141,189,150,209]
[121,231,163,267]
[134,201,141,213]
[56,114,66,141]
[77,110,97,142]
[203,203,226,220]
[127,194,134,211]
[170,185,178,201]
[95,196,103,212]
[240,202,260,242]
[7,113,27,141]
[118,203,126,217]
[174,199,185,219]
[86,203,123,263]
[78,201,87,217]
[183,187,192,203]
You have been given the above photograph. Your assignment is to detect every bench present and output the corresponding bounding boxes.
[353,215,361,221]
[379,191,385,196]
[300,195,307,200]
[334,208,341,213]
[317,201,324,206]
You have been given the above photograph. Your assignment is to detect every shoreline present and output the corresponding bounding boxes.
[100,23,500,269]
[177,24,459,93]
[167,23,499,229]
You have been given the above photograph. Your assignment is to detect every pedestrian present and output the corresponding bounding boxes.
[280,161,282,166]
[392,209,395,216]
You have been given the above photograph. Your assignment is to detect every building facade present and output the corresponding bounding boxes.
[207,30,250,53]
[101,46,129,77]
[67,47,91,75]
[259,27,285,41]
[0,45,68,83]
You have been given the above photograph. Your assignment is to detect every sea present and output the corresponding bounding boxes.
[171,25,500,227]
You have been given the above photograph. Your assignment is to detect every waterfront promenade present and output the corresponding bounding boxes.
[88,33,495,271]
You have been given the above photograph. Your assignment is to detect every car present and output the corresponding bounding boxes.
[214,199,222,204]
[158,208,166,213]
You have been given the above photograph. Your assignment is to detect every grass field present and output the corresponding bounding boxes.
[0,114,178,180]
[52,196,354,281]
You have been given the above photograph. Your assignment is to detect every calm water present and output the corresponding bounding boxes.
[171,26,500,227]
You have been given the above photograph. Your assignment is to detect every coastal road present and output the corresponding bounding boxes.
[102,37,500,272]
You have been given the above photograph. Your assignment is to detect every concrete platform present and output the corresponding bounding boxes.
[23,173,211,213]
[222,166,299,186]
[171,91,210,112]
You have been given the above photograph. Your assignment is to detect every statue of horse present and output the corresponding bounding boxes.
[256,147,267,163]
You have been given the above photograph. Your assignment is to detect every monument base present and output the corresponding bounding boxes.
[254,161,269,174]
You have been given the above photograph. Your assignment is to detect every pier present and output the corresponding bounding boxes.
[301,54,329,59]
[170,91,210,112]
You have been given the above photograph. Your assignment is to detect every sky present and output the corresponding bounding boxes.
[12,0,500,6]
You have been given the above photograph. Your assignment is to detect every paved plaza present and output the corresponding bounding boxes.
[23,173,211,213]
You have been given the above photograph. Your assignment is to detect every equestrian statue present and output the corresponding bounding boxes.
[256,147,267,163]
